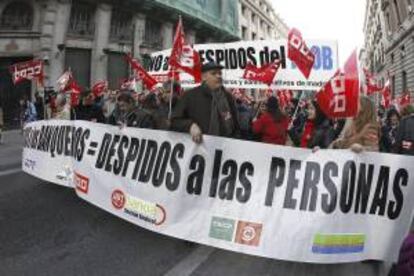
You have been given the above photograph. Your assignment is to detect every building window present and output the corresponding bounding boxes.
[110,10,133,42]
[402,71,408,92]
[65,48,91,88]
[144,19,162,49]
[107,53,128,89]
[241,4,246,16]
[68,3,95,37]
[251,13,256,24]
[393,0,402,24]
[401,45,406,59]
[391,52,395,64]
[241,26,247,40]
[252,32,256,40]
[386,12,392,33]
[0,2,33,31]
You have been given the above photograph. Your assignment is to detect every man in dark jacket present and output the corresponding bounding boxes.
[393,113,414,155]
[73,90,105,123]
[171,62,240,143]
[108,91,155,129]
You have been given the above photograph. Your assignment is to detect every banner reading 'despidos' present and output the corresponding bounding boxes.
[148,40,339,90]
[23,120,414,264]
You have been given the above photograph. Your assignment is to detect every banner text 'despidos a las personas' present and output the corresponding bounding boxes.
[22,120,414,263]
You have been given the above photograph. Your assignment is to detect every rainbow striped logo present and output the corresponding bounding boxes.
[312,234,365,254]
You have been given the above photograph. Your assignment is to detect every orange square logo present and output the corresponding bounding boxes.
[234,221,262,247]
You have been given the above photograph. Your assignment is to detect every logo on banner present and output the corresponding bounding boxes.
[74,172,89,194]
[312,233,365,254]
[235,221,263,247]
[123,195,166,226]
[23,159,36,170]
[111,189,126,209]
[209,216,236,242]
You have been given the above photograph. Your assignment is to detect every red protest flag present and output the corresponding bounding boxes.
[70,91,81,107]
[92,80,108,97]
[363,68,382,95]
[169,17,202,83]
[381,80,391,109]
[277,89,293,109]
[243,60,281,86]
[288,28,315,79]
[125,54,158,90]
[395,92,411,108]
[56,70,82,95]
[316,50,360,118]
[9,59,44,86]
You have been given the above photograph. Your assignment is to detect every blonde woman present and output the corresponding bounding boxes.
[330,96,380,152]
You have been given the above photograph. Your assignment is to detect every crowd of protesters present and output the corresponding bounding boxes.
[15,61,414,158]
[8,61,414,275]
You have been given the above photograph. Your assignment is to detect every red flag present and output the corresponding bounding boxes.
[57,70,81,95]
[92,80,108,97]
[70,91,81,107]
[288,28,315,79]
[125,54,158,90]
[394,92,411,108]
[169,17,202,83]
[278,90,293,109]
[243,61,281,86]
[120,77,138,92]
[316,50,360,118]
[381,80,391,109]
[9,59,44,86]
[363,69,382,95]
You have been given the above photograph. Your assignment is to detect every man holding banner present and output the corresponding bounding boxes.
[171,62,240,143]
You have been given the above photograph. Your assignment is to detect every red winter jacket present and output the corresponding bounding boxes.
[252,112,289,145]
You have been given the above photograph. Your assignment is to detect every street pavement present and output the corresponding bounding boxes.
[0,130,390,276]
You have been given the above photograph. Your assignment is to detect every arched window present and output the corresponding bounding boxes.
[0,1,33,30]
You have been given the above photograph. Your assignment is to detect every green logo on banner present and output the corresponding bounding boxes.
[209,216,235,241]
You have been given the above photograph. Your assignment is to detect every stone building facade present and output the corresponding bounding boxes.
[362,0,414,99]
[238,0,288,41]
[0,0,239,128]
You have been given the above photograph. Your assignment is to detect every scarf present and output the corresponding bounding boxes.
[208,85,235,137]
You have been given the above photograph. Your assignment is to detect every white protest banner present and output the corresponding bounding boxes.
[23,120,414,263]
[148,40,339,90]
[22,120,78,187]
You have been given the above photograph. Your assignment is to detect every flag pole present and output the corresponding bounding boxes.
[288,90,304,129]
[168,68,174,121]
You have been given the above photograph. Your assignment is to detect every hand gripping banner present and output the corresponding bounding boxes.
[23,120,414,263]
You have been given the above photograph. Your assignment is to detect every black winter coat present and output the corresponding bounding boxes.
[108,107,155,129]
[393,115,414,155]
[171,85,240,138]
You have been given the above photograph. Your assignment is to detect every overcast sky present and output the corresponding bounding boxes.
[271,0,366,65]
